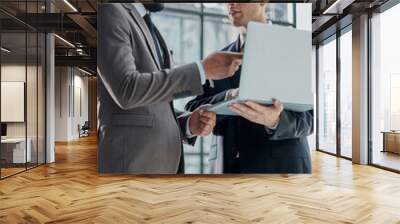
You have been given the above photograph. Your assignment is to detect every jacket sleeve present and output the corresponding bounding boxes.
[267,109,314,140]
[97,4,203,110]
[177,113,197,146]
[185,80,228,112]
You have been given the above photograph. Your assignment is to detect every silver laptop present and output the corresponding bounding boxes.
[207,22,313,115]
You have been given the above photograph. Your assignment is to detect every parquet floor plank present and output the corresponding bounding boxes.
[1,136,400,223]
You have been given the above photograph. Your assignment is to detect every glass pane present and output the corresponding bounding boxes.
[268,3,295,26]
[203,16,238,56]
[153,11,201,67]
[318,38,337,154]
[340,30,352,158]
[371,3,400,171]
[153,11,200,113]
[1,29,28,177]
[38,32,45,165]
[1,1,46,178]
[27,31,38,169]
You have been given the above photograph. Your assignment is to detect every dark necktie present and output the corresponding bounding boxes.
[143,13,165,68]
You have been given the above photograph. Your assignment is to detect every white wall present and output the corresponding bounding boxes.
[55,67,89,141]
[1,65,37,138]
[71,73,89,138]
[55,67,69,141]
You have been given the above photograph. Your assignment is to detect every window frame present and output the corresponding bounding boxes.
[315,24,353,161]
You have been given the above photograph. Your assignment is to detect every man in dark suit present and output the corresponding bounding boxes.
[186,3,314,173]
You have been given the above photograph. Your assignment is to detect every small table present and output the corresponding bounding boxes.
[381,131,400,154]
[1,138,32,164]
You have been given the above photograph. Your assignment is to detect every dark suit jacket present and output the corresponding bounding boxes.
[186,36,314,173]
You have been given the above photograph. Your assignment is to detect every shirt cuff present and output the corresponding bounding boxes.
[196,61,206,85]
[186,115,195,138]
[224,91,230,101]
[265,120,279,134]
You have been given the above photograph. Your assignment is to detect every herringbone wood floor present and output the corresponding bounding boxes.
[1,136,400,224]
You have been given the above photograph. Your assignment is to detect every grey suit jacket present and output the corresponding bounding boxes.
[97,3,203,174]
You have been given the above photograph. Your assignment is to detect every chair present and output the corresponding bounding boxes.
[78,121,90,138]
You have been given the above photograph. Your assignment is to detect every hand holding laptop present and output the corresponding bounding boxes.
[206,23,313,115]
[224,88,283,128]
[229,99,283,129]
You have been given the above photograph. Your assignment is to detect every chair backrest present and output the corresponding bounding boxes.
[82,121,90,129]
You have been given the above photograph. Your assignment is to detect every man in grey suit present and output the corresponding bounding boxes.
[97,3,242,174]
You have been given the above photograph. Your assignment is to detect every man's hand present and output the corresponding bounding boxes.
[189,107,216,137]
[226,88,239,100]
[229,99,284,128]
[202,52,242,80]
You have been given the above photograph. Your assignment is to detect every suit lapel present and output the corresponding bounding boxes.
[122,3,162,70]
